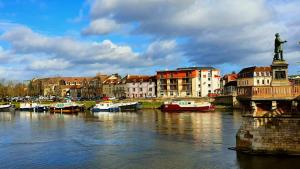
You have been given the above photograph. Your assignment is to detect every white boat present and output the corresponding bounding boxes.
[20,103,48,112]
[0,104,15,112]
[91,102,120,112]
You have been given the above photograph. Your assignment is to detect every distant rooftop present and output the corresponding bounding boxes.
[177,66,217,70]
[157,66,218,72]
[238,66,271,74]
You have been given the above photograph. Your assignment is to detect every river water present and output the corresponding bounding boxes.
[0,110,300,169]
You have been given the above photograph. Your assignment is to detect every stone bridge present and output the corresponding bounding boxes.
[236,85,300,155]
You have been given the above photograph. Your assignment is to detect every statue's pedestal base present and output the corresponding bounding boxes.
[271,60,289,86]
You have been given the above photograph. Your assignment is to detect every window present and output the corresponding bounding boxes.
[208,78,211,81]
[133,88,136,92]
[203,75,206,78]
[170,91,173,96]
[140,94,143,97]
[140,88,143,92]
[149,87,152,91]
[257,80,259,85]
[187,92,190,96]
[208,84,211,87]
[208,90,211,93]
[267,79,270,84]
[262,80,265,85]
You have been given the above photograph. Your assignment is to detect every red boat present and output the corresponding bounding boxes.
[160,100,215,112]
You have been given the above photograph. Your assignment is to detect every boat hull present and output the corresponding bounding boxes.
[0,107,14,112]
[20,107,48,112]
[92,107,120,112]
[161,104,215,112]
[49,106,81,114]
[119,103,140,111]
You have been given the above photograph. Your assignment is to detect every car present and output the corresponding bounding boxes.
[118,96,126,100]
[102,96,109,101]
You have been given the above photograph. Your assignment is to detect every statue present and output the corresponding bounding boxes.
[274,33,287,61]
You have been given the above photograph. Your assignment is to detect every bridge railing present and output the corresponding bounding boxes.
[237,85,300,99]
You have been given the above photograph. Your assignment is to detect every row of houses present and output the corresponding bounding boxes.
[30,67,221,99]
[220,66,300,96]
[29,65,300,99]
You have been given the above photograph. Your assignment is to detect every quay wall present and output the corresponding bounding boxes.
[214,95,239,108]
[236,116,300,155]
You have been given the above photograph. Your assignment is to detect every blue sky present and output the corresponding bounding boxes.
[0,0,300,80]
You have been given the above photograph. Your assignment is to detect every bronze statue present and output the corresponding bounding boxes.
[274,33,287,61]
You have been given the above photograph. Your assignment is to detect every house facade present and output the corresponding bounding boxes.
[122,75,156,98]
[156,67,220,97]
[237,66,272,87]
[102,74,122,97]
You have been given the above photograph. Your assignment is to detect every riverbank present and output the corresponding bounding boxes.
[1,97,232,110]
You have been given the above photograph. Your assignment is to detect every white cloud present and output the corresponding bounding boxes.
[0,26,143,66]
[82,18,120,35]
[85,0,300,67]
[0,25,179,79]
[29,58,72,70]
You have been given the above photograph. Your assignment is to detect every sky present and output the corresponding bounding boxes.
[0,0,300,81]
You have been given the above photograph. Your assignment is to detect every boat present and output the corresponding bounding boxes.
[116,102,141,111]
[91,101,120,112]
[19,103,48,112]
[49,100,83,114]
[160,100,215,112]
[0,104,15,112]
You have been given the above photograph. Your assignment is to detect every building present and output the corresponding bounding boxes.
[237,66,272,87]
[30,77,93,97]
[156,67,220,97]
[219,72,238,95]
[289,75,300,85]
[122,75,156,98]
[102,74,122,97]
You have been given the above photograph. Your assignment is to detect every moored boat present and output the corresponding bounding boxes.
[0,104,15,112]
[160,100,215,112]
[49,101,83,114]
[117,102,141,111]
[20,103,48,112]
[91,101,120,112]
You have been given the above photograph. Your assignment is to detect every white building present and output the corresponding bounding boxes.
[157,67,221,97]
[123,75,156,98]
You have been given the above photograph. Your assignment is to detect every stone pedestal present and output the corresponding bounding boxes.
[271,60,289,86]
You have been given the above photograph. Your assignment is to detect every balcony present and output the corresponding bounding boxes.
[237,85,300,100]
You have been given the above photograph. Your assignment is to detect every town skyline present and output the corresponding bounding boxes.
[0,0,300,81]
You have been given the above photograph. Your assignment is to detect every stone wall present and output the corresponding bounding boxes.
[214,95,239,108]
[236,116,300,155]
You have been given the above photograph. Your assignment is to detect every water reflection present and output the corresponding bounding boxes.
[0,110,299,169]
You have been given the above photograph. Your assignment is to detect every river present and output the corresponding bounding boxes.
[0,110,300,169]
